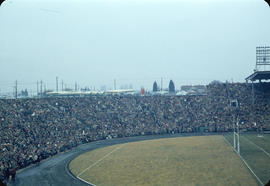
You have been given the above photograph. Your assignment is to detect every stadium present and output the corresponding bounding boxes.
[1,48,270,186]
[1,71,270,185]
[1,47,270,185]
[1,1,270,186]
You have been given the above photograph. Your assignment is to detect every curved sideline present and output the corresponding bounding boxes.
[12,133,223,186]
[76,176,96,186]
[76,144,125,186]
[67,133,221,186]
[65,157,95,186]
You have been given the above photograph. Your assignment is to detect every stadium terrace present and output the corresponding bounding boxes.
[0,82,270,183]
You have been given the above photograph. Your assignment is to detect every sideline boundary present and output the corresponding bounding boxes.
[241,135,270,158]
[65,158,96,186]
[223,135,264,186]
[76,176,96,186]
[75,144,125,185]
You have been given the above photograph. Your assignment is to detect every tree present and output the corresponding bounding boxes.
[20,89,28,97]
[169,80,175,93]
[153,81,158,92]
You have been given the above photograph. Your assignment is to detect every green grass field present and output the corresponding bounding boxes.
[224,133,270,185]
[69,135,258,186]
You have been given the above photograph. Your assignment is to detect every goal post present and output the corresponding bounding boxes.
[231,99,240,154]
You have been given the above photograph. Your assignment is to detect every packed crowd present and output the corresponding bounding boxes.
[0,82,270,182]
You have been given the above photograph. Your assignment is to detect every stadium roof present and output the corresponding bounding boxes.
[246,71,270,82]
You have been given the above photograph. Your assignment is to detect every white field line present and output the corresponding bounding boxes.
[77,144,124,178]
[77,175,97,186]
[223,136,264,186]
[241,136,270,158]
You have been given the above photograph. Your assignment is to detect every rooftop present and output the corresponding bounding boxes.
[246,71,270,82]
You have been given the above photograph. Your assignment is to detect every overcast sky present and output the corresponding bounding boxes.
[0,0,269,94]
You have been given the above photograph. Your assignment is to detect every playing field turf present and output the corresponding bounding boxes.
[69,135,257,186]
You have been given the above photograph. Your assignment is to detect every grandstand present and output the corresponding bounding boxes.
[1,81,270,185]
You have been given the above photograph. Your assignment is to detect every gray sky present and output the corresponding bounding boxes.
[0,0,269,94]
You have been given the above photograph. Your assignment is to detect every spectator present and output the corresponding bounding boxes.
[0,82,269,182]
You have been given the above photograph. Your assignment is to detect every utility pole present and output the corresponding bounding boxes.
[161,77,163,91]
[15,80,18,99]
[37,81,39,96]
[56,76,59,92]
[44,83,46,94]
[61,80,64,92]
[114,79,116,90]
[40,80,43,97]
[75,82,77,91]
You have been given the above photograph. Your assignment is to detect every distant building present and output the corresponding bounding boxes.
[181,85,206,95]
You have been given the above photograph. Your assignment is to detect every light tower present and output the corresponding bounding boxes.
[255,46,270,71]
